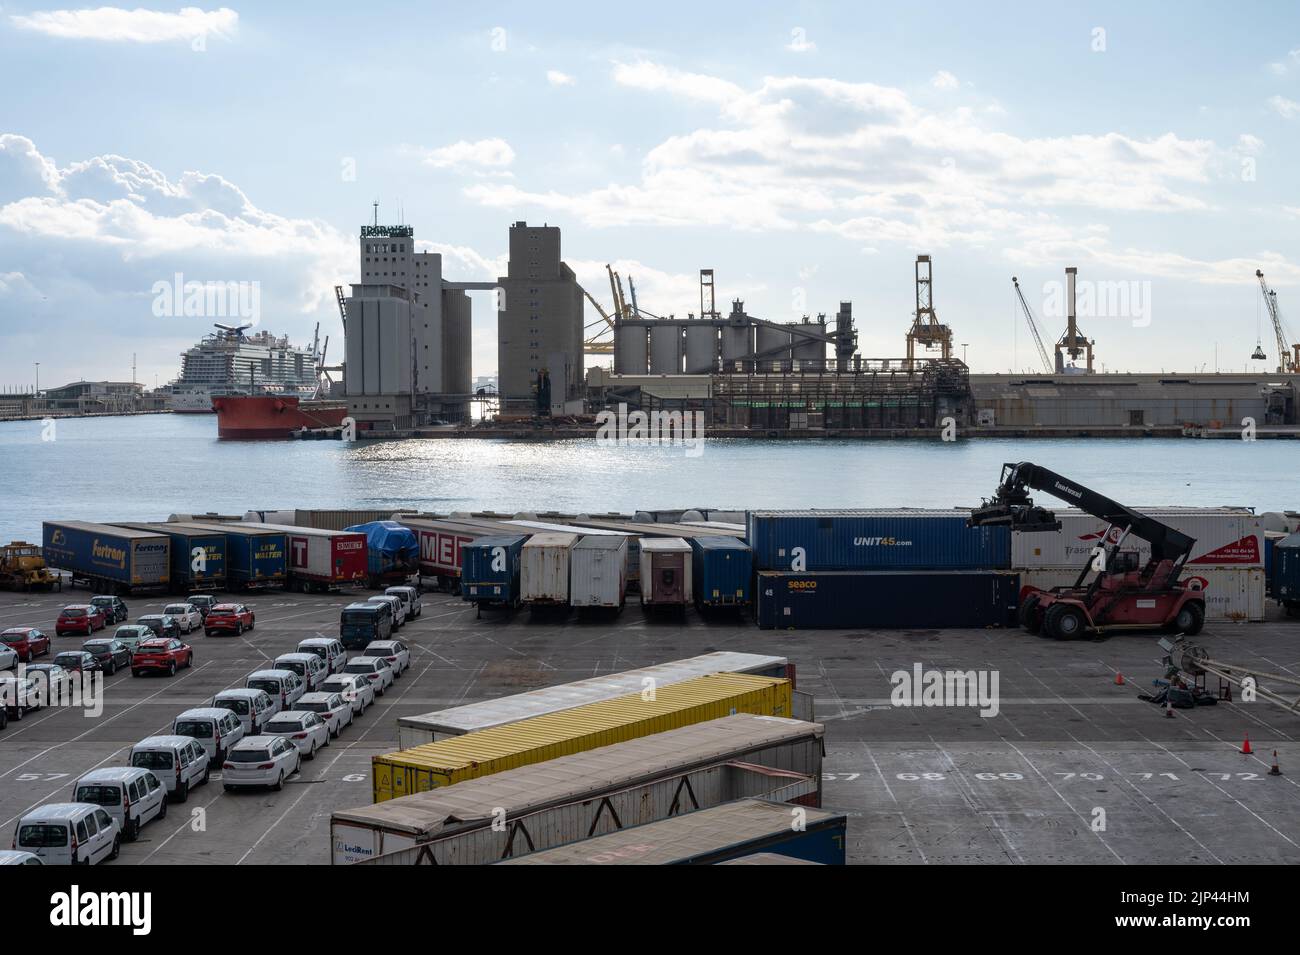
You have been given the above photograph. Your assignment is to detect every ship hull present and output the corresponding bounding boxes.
[213,395,347,440]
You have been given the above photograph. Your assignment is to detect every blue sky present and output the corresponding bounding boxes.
[3,2,1300,388]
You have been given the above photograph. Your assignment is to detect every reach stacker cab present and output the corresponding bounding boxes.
[968,462,1206,639]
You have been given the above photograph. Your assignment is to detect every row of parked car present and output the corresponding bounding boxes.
[5,634,413,864]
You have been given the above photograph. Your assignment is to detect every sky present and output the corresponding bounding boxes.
[3,2,1300,390]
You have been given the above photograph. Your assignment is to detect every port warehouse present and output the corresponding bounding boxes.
[334,713,823,864]
[371,673,793,801]
[34,505,1289,623]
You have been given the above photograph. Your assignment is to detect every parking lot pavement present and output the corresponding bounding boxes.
[3,587,1299,864]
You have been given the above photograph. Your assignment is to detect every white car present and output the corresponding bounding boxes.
[366,594,406,628]
[297,636,347,674]
[163,603,204,634]
[361,639,410,678]
[342,656,393,695]
[273,652,327,692]
[130,735,209,802]
[0,850,41,865]
[320,673,374,715]
[14,803,119,865]
[172,707,246,764]
[23,664,70,705]
[263,710,330,760]
[296,692,354,737]
[0,644,16,671]
[73,767,167,842]
[246,669,305,711]
[212,687,278,734]
[222,735,301,792]
[385,585,422,619]
[0,674,40,720]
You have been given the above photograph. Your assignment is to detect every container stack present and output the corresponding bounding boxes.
[749,509,1018,630]
[1011,508,1266,621]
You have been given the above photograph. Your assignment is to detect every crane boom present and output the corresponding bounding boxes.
[1256,269,1297,373]
[1012,277,1053,374]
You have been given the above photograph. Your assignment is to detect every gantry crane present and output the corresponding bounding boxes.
[1255,269,1300,373]
[1012,276,1054,374]
[905,255,953,369]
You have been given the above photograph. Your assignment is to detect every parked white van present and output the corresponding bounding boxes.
[245,669,304,710]
[385,585,422,619]
[172,707,245,764]
[296,636,347,674]
[14,803,120,865]
[130,735,209,802]
[273,652,327,692]
[366,593,406,628]
[73,767,166,842]
[213,687,278,734]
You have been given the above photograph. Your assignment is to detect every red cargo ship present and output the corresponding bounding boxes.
[212,395,348,439]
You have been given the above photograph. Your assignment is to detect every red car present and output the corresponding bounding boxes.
[130,638,193,677]
[204,603,255,636]
[1,628,51,663]
[56,604,106,636]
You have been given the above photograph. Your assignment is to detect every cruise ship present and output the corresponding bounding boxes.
[157,323,322,413]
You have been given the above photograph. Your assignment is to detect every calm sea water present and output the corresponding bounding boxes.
[0,414,1293,540]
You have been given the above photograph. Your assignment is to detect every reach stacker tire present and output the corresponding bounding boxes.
[1170,602,1205,636]
[1044,602,1087,641]
[1019,594,1043,634]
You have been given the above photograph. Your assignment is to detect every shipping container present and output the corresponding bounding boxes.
[168,521,286,589]
[399,517,522,590]
[571,518,745,540]
[460,535,527,610]
[508,520,637,588]
[691,536,752,609]
[498,798,847,865]
[569,536,628,609]
[521,532,577,606]
[1265,530,1288,595]
[397,651,791,747]
[1011,508,1263,570]
[1019,566,1266,622]
[336,714,823,864]
[1268,532,1300,614]
[372,672,792,801]
[344,521,418,584]
[640,537,693,607]
[42,521,170,593]
[681,520,748,535]
[747,509,1011,572]
[238,522,367,591]
[114,522,227,591]
[757,570,1020,629]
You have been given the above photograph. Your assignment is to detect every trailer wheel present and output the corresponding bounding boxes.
[1019,594,1043,634]
[1173,602,1205,636]
[1044,603,1086,640]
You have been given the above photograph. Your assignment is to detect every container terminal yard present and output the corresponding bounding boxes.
[3,479,1300,867]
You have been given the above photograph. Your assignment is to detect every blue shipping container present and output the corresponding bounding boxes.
[115,523,227,590]
[757,570,1020,630]
[747,510,1010,572]
[171,522,286,588]
[461,535,527,609]
[42,521,170,590]
[1273,533,1300,612]
[691,536,753,608]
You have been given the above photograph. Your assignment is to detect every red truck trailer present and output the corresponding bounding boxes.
[238,523,367,592]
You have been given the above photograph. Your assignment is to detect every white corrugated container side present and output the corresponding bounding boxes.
[521,532,577,604]
[569,536,628,608]
[639,537,693,605]
[1012,509,1262,570]
[1019,566,1265,621]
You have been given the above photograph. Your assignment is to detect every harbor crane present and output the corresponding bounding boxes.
[968,462,1206,639]
[1011,277,1054,374]
[1255,269,1300,373]
[905,255,954,369]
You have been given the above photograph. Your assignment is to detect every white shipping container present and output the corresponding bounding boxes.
[1019,566,1265,621]
[569,536,628,608]
[521,532,577,605]
[640,537,693,606]
[1012,509,1263,570]
[239,521,368,585]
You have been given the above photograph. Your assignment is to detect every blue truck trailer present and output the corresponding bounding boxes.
[345,521,418,587]
[114,522,227,591]
[167,521,287,590]
[42,521,170,594]
[1272,532,1300,616]
[691,536,753,610]
[460,535,527,614]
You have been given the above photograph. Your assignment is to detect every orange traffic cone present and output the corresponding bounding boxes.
[1115,672,1125,686]
[1241,734,1253,755]
[1270,751,1283,776]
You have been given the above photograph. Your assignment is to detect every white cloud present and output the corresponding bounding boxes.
[786,31,816,54]
[930,70,959,90]
[418,138,516,171]
[1268,62,1287,76]
[546,69,575,87]
[11,6,238,43]
[1268,94,1300,118]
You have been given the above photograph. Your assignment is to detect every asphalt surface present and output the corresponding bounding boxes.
[2,584,1299,865]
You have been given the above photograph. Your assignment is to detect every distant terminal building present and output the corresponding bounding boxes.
[496,221,584,415]
[346,224,474,430]
[43,381,164,415]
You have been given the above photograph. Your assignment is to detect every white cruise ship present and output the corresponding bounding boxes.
[157,324,321,413]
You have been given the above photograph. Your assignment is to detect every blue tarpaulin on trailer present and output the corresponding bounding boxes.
[346,521,418,576]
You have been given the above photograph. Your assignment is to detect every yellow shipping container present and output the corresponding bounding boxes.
[371,672,791,802]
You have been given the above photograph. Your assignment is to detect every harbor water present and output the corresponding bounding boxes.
[1,413,1295,541]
